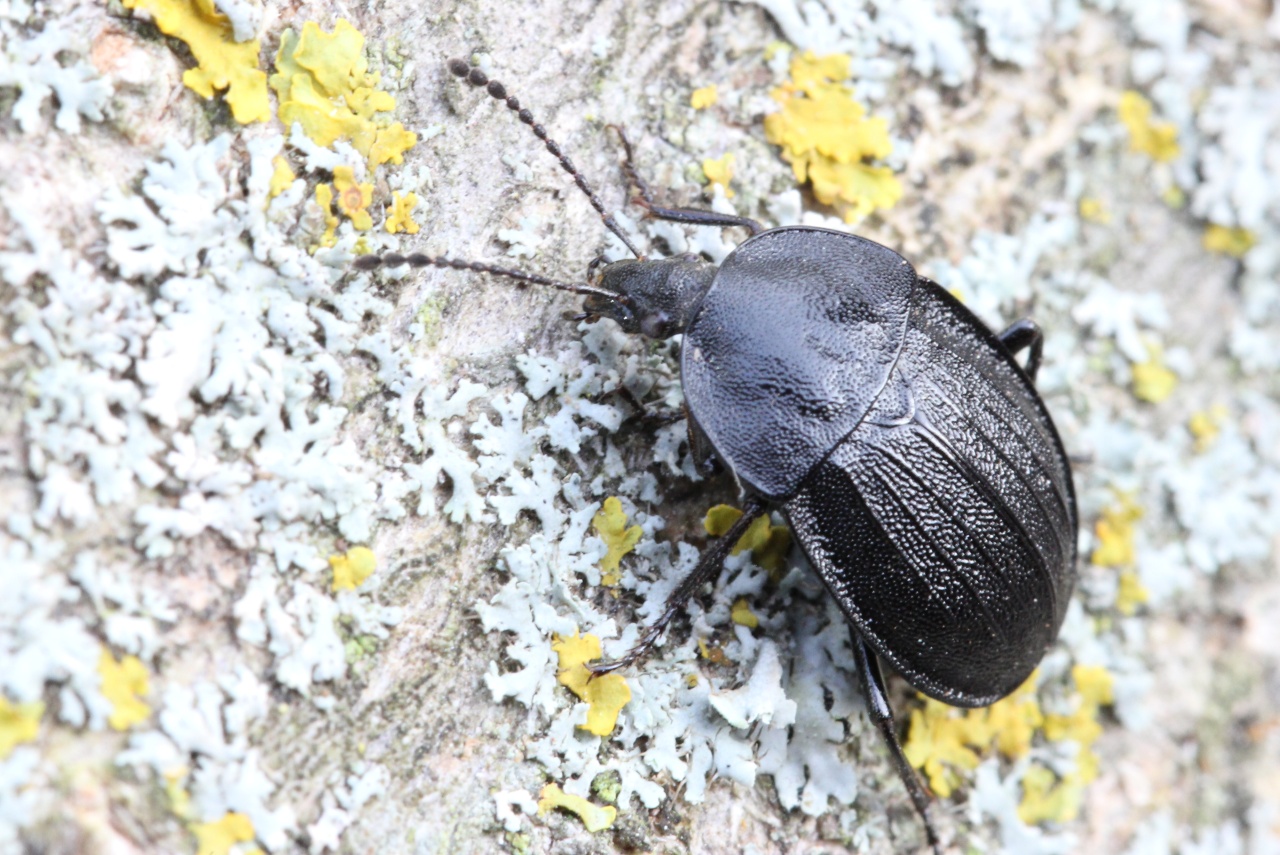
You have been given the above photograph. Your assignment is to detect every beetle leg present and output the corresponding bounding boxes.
[590,386,685,427]
[633,407,686,429]
[633,198,767,236]
[608,125,765,236]
[854,634,943,855]
[588,495,768,677]
[997,319,1045,383]
[685,406,721,476]
[585,253,609,280]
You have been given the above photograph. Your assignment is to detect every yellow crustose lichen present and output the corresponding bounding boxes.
[703,504,792,578]
[690,84,719,110]
[0,698,43,758]
[1188,405,1228,453]
[1078,197,1112,224]
[551,632,631,737]
[121,0,270,124]
[764,51,903,223]
[537,783,616,832]
[1202,224,1256,258]
[1118,90,1179,163]
[904,674,1042,799]
[1092,493,1149,616]
[701,153,736,198]
[191,811,258,855]
[1131,342,1178,404]
[98,649,152,731]
[385,192,421,235]
[903,665,1115,824]
[1021,665,1114,824]
[591,497,643,586]
[332,166,374,230]
[329,546,376,592]
[270,20,417,167]
[268,156,296,199]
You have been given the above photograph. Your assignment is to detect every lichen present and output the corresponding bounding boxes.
[1091,495,1143,570]
[903,665,1113,825]
[270,20,416,166]
[1078,197,1111,224]
[329,546,376,592]
[903,698,983,798]
[120,0,269,123]
[763,51,902,222]
[1021,666,1114,824]
[730,598,759,629]
[537,783,616,832]
[267,156,295,199]
[332,165,373,230]
[0,13,112,133]
[590,497,642,586]
[191,811,256,855]
[1202,224,1256,258]
[98,649,151,731]
[1131,343,1178,403]
[701,153,736,198]
[690,84,718,109]
[0,699,43,758]
[551,632,631,736]
[315,183,339,247]
[704,504,791,576]
[1118,90,1180,163]
[1187,405,1228,453]
[385,191,420,235]
[905,675,1043,787]
[1115,571,1149,617]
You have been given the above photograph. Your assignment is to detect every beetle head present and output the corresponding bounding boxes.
[584,255,716,339]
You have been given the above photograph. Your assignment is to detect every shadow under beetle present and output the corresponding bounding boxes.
[356,57,1079,853]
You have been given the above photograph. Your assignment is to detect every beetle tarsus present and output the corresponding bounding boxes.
[588,496,768,678]
[997,318,1045,383]
[854,635,944,855]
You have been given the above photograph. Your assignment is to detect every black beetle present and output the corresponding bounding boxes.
[357,58,1078,853]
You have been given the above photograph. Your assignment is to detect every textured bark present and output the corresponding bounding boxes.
[3,1,1278,854]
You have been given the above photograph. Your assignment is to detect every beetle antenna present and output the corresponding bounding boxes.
[447,57,644,259]
[352,251,623,302]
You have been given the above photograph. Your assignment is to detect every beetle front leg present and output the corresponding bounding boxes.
[854,634,943,855]
[609,125,765,236]
[997,319,1044,383]
[589,495,768,676]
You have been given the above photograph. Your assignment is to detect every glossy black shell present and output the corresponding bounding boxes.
[681,227,1078,707]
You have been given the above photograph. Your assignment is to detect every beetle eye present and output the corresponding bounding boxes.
[612,304,636,329]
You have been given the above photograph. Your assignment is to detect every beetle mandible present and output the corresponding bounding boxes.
[356,58,1079,853]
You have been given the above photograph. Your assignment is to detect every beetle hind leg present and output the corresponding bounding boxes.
[588,495,768,676]
[608,125,765,236]
[597,386,685,427]
[997,319,1045,383]
[854,634,944,855]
